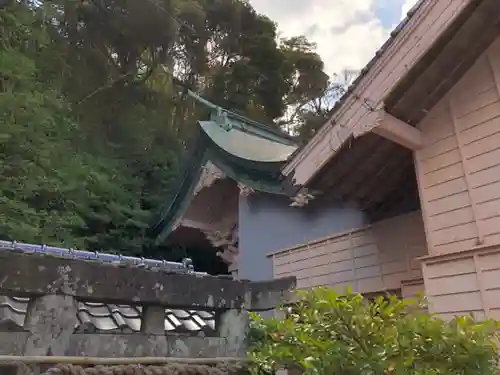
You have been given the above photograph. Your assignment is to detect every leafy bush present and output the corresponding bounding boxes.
[248,287,500,375]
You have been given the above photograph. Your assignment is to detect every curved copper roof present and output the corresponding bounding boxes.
[199,121,297,163]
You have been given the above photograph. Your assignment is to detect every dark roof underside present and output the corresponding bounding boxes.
[309,0,500,222]
[309,133,419,222]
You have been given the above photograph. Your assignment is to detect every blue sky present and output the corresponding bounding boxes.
[250,0,418,76]
[374,0,408,28]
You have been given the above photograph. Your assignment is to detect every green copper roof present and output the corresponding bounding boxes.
[199,121,297,162]
[151,92,298,244]
[187,89,296,145]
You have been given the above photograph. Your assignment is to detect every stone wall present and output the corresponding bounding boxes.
[0,250,296,366]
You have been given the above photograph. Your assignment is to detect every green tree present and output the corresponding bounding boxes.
[0,0,331,273]
[281,37,329,115]
[0,2,86,245]
[249,288,500,375]
[291,69,357,143]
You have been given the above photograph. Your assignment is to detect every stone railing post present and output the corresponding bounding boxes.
[217,276,298,358]
[217,309,249,357]
[19,294,78,375]
[23,295,78,356]
[141,305,166,335]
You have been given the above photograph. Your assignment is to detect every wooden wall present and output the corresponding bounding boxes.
[269,211,427,294]
[422,248,500,320]
[415,36,500,255]
[414,35,500,319]
[401,278,425,299]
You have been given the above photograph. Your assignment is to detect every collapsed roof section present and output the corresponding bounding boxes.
[151,90,298,245]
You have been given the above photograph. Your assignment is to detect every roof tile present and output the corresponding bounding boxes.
[0,296,216,335]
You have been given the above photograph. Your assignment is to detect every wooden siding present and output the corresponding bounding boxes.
[401,278,428,315]
[270,212,427,293]
[422,246,500,320]
[415,36,500,255]
[401,278,425,299]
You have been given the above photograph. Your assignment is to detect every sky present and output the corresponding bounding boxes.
[250,0,419,77]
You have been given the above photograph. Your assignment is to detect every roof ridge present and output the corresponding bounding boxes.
[187,90,296,144]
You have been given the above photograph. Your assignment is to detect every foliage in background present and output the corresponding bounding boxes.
[0,0,345,273]
[281,69,358,143]
[249,288,500,375]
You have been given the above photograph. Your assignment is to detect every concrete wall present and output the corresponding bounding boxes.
[238,193,368,281]
[269,211,427,293]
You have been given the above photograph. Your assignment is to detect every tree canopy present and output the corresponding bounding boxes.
[0,0,340,273]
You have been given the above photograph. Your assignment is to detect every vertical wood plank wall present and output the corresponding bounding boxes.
[270,211,427,293]
[415,37,500,255]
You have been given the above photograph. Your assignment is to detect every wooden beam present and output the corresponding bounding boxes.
[372,111,423,150]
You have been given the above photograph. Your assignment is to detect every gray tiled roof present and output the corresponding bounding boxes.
[0,296,216,334]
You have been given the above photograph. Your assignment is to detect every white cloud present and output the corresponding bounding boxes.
[250,0,410,77]
[401,0,420,19]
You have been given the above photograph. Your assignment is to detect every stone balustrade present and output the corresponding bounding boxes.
[0,250,296,359]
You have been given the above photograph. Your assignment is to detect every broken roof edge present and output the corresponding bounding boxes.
[281,0,430,181]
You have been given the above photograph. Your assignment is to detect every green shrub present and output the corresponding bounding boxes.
[248,287,500,375]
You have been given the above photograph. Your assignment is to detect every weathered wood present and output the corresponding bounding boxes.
[0,251,295,310]
[372,111,423,150]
